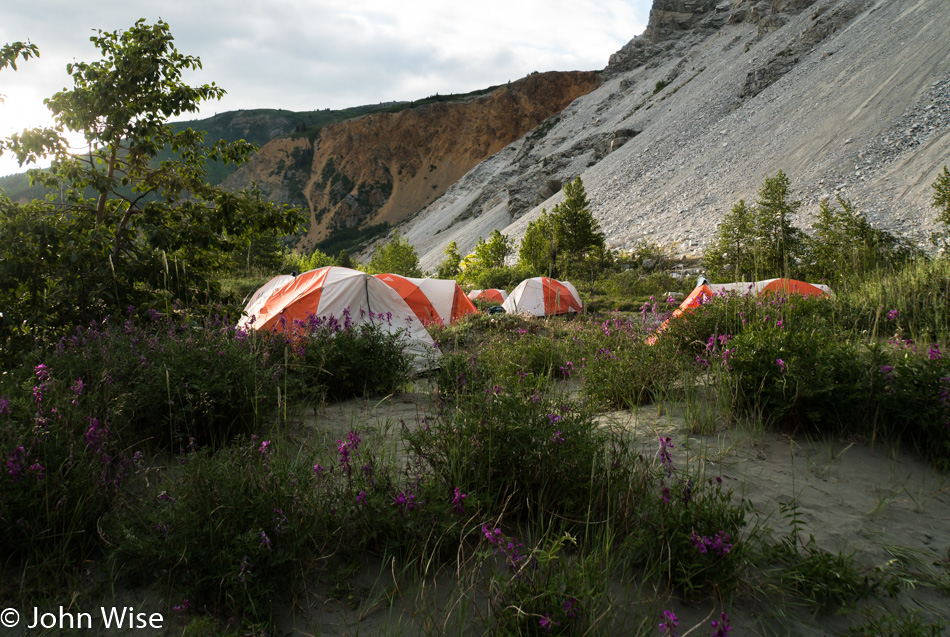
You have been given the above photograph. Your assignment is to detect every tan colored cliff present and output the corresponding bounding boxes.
[228,71,601,249]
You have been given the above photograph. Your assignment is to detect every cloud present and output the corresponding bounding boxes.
[1,0,649,176]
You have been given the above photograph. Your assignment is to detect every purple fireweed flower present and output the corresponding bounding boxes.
[356,490,368,505]
[776,359,786,372]
[682,479,693,503]
[659,609,679,636]
[313,463,324,475]
[85,416,109,452]
[337,430,361,476]
[394,491,416,513]
[260,530,272,551]
[258,440,271,454]
[888,309,899,321]
[880,365,894,378]
[172,599,190,612]
[34,364,50,383]
[71,378,86,404]
[452,487,467,515]
[660,486,672,504]
[690,530,733,556]
[551,430,564,445]
[0,395,9,415]
[480,524,525,570]
[658,437,674,476]
[29,461,45,479]
[6,446,26,481]
[929,345,942,361]
[539,614,560,631]
[564,597,578,619]
[711,612,732,636]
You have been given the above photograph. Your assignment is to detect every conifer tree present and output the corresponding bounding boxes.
[436,241,462,279]
[703,199,754,280]
[753,170,805,276]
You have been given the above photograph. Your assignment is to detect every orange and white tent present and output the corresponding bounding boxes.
[502,277,583,317]
[241,274,296,326]
[374,274,477,325]
[649,277,833,342]
[238,267,439,370]
[468,289,509,305]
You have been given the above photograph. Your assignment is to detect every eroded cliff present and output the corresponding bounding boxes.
[226,71,601,250]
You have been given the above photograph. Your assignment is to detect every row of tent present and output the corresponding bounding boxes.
[238,267,586,369]
[239,269,831,368]
[648,277,833,342]
[241,268,585,331]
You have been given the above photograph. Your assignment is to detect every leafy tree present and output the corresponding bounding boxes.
[703,199,755,280]
[436,240,462,279]
[518,210,557,277]
[0,22,304,350]
[752,170,806,276]
[459,229,512,287]
[299,247,336,272]
[0,41,39,103]
[367,230,422,277]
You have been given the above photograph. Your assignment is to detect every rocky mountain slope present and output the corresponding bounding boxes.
[386,0,949,271]
[224,72,602,251]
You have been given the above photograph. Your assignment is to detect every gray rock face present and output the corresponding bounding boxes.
[389,0,950,272]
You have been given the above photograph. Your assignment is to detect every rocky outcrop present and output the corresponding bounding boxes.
[739,0,872,100]
[226,71,601,250]
[389,0,950,271]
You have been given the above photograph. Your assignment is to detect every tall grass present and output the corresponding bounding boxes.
[3,256,950,632]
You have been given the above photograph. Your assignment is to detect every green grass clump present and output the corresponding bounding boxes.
[408,384,644,525]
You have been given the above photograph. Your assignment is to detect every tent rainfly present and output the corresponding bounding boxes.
[649,277,833,343]
[374,274,477,325]
[238,267,439,371]
[468,288,509,305]
[502,277,583,317]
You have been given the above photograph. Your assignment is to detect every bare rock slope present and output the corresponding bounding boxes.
[393,0,950,271]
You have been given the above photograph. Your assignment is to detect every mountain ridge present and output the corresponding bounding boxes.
[387,0,949,271]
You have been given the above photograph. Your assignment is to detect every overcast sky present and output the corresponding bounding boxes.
[0,1,649,177]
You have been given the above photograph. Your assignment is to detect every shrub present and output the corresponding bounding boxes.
[108,430,468,622]
[584,336,681,408]
[281,309,414,404]
[723,326,870,432]
[107,437,331,621]
[765,502,876,612]
[478,528,613,635]
[0,364,125,579]
[40,311,281,451]
[622,437,750,599]
[407,387,643,524]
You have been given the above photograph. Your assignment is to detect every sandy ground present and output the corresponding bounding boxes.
[261,383,950,636]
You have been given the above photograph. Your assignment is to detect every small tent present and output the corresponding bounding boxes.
[649,277,833,342]
[468,288,509,305]
[502,277,583,317]
[239,267,439,370]
[374,274,477,325]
